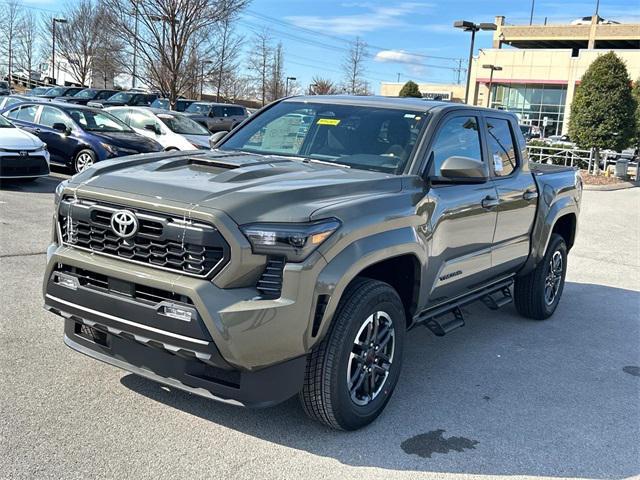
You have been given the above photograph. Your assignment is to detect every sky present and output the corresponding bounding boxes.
[14,0,640,93]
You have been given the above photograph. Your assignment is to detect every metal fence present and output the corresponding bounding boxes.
[526,145,594,169]
[526,145,638,178]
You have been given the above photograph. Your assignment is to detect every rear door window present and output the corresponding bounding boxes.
[485,117,518,177]
[39,106,72,129]
[8,105,39,123]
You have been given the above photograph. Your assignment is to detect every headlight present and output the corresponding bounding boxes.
[100,142,118,155]
[240,218,341,262]
[101,142,136,156]
[54,180,68,206]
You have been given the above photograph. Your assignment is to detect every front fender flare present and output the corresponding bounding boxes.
[309,227,424,344]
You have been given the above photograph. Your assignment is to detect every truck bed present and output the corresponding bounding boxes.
[530,162,577,175]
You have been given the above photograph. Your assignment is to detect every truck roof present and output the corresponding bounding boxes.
[282,95,510,116]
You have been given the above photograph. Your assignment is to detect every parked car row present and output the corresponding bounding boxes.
[0,84,251,180]
[0,99,228,180]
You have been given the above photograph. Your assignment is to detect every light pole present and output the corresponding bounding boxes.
[482,64,502,107]
[132,1,139,88]
[529,0,535,25]
[51,18,67,85]
[285,76,296,97]
[453,20,497,105]
[200,60,213,100]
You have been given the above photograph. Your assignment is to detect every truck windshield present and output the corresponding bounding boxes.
[219,101,428,174]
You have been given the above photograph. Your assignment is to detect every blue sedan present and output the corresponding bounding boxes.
[1,101,163,173]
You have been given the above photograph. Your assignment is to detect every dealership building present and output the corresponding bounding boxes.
[382,16,640,136]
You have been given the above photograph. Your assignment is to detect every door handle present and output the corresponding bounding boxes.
[481,195,500,209]
[523,190,539,201]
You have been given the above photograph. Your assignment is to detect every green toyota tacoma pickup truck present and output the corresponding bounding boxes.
[44,96,582,430]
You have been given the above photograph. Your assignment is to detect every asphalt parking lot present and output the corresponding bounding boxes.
[1,174,638,480]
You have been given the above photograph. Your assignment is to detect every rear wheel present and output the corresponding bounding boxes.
[514,233,567,319]
[299,278,405,430]
[73,149,96,174]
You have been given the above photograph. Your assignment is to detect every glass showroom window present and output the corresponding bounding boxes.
[490,83,567,137]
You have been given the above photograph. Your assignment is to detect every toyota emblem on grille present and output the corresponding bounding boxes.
[19,150,28,157]
[110,210,139,238]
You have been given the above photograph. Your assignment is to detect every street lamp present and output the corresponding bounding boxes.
[285,76,296,96]
[200,60,213,100]
[51,18,67,85]
[453,20,497,104]
[482,64,502,107]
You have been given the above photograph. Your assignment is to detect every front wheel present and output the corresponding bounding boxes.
[73,149,96,174]
[299,278,405,430]
[514,233,568,319]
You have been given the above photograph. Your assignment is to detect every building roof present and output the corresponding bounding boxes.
[494,16,640,50]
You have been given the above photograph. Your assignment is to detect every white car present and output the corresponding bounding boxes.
[105,107,211,151]
[0,114,50,181]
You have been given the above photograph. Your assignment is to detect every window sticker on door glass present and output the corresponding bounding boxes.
[493,153,503,172]
[317,118,340,126]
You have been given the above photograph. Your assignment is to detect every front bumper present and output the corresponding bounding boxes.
[44,239,326,406]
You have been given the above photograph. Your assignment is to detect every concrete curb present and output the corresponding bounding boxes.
[583,181,637,191]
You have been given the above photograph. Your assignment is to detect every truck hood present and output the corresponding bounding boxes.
[71,150,402,224]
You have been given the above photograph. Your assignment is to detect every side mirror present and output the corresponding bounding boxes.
[438,156,487,183]
[52,122,69,134]
[144,123,161,135]
[209,131,228,148]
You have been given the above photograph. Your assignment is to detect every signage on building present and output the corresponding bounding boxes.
[422,92,452,101]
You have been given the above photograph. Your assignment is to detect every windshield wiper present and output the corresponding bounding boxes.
[303,158,350,169]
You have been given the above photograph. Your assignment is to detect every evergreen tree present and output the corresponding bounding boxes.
[568,52,635,172]
[399,80,422,98]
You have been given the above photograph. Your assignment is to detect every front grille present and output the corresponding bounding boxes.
[256,257,285,298]
[0,155,49,177]
[58,198,230,278]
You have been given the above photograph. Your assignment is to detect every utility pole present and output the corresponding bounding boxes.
[396,72,401,83]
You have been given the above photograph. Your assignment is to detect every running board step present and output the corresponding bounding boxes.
[425,307,465,337]
[481,287,513,310]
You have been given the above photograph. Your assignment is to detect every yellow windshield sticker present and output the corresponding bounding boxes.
[317,118,341,126]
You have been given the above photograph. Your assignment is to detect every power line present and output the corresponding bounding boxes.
[244,10,462,63]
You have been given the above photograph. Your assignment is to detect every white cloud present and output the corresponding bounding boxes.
[374,50,424,64]
[285,2,434,36]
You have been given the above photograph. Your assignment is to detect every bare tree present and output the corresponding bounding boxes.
[92,23,125,88]
[268,41,284,101]
[248,29,273,106]
[48,0,105,86]
[309,76,338,95]
[219,71,251,102]
[342,37,368,95]
[102,0,248,107]
[15,10,39,87]
[0,0,23,84]
[211,15,242,102]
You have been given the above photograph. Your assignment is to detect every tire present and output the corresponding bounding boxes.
[514,233,568,320]
[300,278,406,430]
[73,149,96,174]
